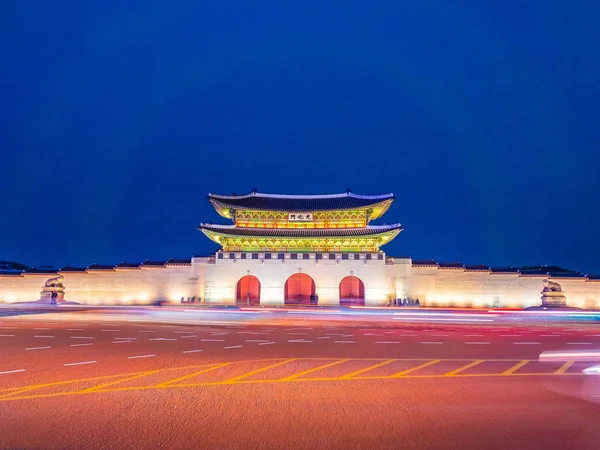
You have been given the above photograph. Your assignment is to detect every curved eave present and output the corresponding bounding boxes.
[209,198,394,221]
[199,224,402,248]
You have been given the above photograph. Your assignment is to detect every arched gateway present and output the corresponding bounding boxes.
[236,275,261,306]
[339,276,365,306]
[285,273,316,305]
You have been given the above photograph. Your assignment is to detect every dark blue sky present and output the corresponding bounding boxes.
[2,1,599,273]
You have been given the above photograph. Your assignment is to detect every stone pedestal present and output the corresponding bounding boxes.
[541,290,567,307]
[38,287,65,304]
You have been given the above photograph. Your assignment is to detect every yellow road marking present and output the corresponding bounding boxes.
[502,360,529,375]
[280,359,349,381]
[81,370,162,392]
[224,359,296,382]
[339,359,397,379]
[554,360,575,374]
[444,360,484,376]
[389,360,440,377]
[156,363,232,387]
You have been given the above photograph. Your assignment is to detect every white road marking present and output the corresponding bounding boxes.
[465,342,490,345]
[211,332,229,335]
[363,333,383,336]
[316,337,331,340]
[25,346,51,350]
[259,342,275,345]
[201,339,224,342]
[375,341,400,344]
[174,331,194,334]
[421,342,444,344]
[64,360,96,366]
[101,323,118,326]
[112,341,134,344]
[288,333,308,335]
[288,339,312,343]
[0,334,15,337]
[334,341,355,344]
[70,336,93,339]
[246,339,270,343]
[182,349,203,353]
[501,335,522,337]
[224,345,243,349]
[114,337,137,340]
[149,338,177,341]
[540,335,561,337]
[70,343,93,347]
[179,335,197,339]
[128,354,155,359]
[0,326,17,329]
[0,369,25,375]
[567,342,592,345]
[34,327,50,330]
[34,335,54,338]
[513,342,540,345]
[67,328,84,331]
[401,334,418,337]
[101,329,120,332]
[137,330,156,333]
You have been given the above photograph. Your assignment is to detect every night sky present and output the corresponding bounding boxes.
[2,2,599,273]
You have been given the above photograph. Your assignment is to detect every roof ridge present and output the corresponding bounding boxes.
[209,192,393,200]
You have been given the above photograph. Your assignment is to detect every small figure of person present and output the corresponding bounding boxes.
[415,298,420,307]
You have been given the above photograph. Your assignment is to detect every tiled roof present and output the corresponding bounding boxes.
[87,264,115,271]
[208,191,393,212]
[200,224,402,238]
[464,264,490,271]
[24,268,59,274]
[166,258,192,265]
[142,260,167,267]
[116,262,141,269]
[412,259,437,266]
[60,266,87,272]
[438,262,464,269]
[548,272,585,279]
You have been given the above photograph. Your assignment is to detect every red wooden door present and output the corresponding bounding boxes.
[285,273,316,305]
[339,276,365,306]
[236,275,261,306]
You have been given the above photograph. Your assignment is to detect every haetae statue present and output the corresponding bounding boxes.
[541,279,562,293]
[44,275,64,288]
[540,279,566,307]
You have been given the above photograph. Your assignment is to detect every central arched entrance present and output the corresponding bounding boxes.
[285,273,316,305]
[339,276,365,306]
[236,275,261,306]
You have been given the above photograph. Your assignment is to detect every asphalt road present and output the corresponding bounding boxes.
[1,309,600,449]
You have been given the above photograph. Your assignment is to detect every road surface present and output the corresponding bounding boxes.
[1,308,600,449]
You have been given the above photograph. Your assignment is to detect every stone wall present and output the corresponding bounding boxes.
[205,252,396,306]
[0,260,206,305]
[404,264,600,309]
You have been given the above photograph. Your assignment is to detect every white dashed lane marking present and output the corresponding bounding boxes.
[201,339,224,342]
[182,349,203,353]
[334,341,355,344]
[567,342,592,345]
[67,329,84,331]
[64,360,96,367]
[288,340,312,343]
[0,369,25,375]
[149,338,177,341]
[224,345,243,349]
[25,346,51,350]
[0,334,15,337]
[70,336,93,339]
[465,342,490,345]
[246,340,270,343]
[70,343,93,347]
[34,328,50,330]
[375,341,400,344]
[259,342,275,346]
[179,335,197,339]
[128,354,155,359]
[101,330,120,332]
[421,342,444,345]
[34,335,54,338]
[513,342,540,345]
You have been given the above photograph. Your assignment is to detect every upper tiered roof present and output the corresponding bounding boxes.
[208,191,394,220]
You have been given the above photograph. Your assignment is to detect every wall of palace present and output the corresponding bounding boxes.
[402,263,600,309]
[0,260,207,305]
[204,252,396,306]
[2,254,599,308]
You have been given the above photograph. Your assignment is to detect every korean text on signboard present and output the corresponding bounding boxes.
[288,212,313,222]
